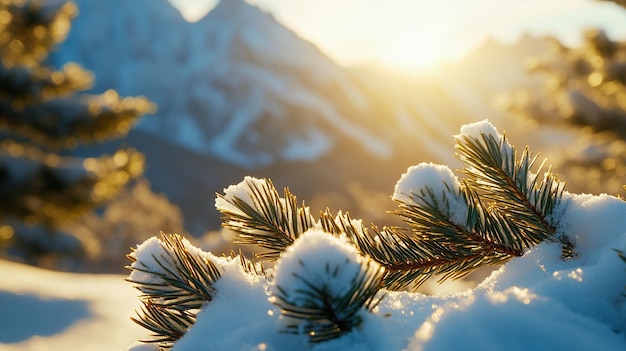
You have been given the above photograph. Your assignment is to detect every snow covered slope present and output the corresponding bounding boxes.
[0,259,145,351]
[50,0,392,168]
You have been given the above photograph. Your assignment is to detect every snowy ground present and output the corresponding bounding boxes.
[0,259,146,351]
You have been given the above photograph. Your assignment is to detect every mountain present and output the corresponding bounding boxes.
[47,0,436,236]
[49,0,553,236]
[51,0,392,168]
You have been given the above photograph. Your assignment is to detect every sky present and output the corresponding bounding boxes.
[168,0,626,69]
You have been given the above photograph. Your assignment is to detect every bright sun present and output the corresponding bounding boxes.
[371,3,458,70]
[383,29,447,70]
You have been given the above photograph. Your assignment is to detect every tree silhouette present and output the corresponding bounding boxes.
[0,0,155,266]
[503,0,626,196]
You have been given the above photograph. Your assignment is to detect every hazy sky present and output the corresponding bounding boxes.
[168,0,626,69]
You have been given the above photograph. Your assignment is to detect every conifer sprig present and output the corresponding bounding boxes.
[131,301,195,349]
[215,133,568,290]
[455,132,564,244]
[127,233,220,309]
[216,177,315,260]
[126,234,221,348]
[321,210,513,291]
[128,121,575,349]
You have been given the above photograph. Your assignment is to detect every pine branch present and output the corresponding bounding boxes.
[126,233,221,348]
[317,133,568,291]
[131,300,195,349]
[213,123,570,293]
[216,177,315,260]
[455,131,564,245]
[321,210,512,291]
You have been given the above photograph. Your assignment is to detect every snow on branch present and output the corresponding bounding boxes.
[269,229,385,343]
[126,233,222,348]
[215,176,315,260]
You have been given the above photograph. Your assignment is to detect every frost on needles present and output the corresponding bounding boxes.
[125,120,626,350]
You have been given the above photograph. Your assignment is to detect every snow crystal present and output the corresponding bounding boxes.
[393,162,467,226]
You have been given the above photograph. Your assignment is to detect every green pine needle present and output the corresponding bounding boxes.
[126,233,221,348]
[131,300,195,349]
[321,211,512,291]
[455,132,564,245]
[216,178,315,260]
[271,258,385,343]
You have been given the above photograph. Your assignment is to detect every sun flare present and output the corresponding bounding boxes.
[374,5,452,70]
[383,32,446,70]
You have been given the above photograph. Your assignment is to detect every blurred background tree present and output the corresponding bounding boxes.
[503,0,626,197]
[0,0,160,269]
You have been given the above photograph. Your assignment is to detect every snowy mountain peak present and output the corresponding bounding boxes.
[51,0,392,168]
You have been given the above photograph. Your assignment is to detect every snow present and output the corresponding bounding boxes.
[0,259,145,351]
[393,162,468,226]
[459,119,501,139]
[457,119,515,158]
[215,175,269,216]
[269,228,376,306]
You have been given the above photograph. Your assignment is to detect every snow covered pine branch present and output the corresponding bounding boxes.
[126,120,626,351]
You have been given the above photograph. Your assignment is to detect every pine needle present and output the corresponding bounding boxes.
[271,258,385,343]
[126,233,221,348]
[216,178,315,260]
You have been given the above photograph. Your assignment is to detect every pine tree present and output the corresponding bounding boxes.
[0,0,155,265]
[127,121,573,349]
[503,1,626,196]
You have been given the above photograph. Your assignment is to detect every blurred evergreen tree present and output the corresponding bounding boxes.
[0,0,155,266]
[503,0,626,196]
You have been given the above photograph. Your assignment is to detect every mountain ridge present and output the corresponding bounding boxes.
[51,0,394,168]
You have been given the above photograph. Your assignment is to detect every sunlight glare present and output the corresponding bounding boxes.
[376,4,449,70]
[383,29,446,70]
